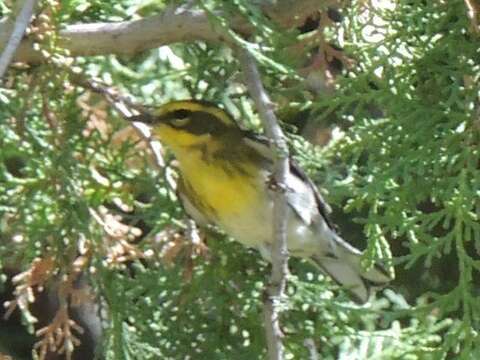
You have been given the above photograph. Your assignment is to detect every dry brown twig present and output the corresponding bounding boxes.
[3,252,93,360]
[300,11,353,74]
[154,224,209,281]
[33,252,92,360]
[34,303,83,360]
[3,256,55,320]
[88,206,147,266]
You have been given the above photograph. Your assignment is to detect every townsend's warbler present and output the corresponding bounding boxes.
[131,100,392,303]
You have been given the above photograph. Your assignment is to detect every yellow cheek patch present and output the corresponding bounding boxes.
[154,124,210,150]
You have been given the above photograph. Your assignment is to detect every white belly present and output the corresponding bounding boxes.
[217,192,322,259]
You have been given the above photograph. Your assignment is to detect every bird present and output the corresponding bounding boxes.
[129,99,392,303]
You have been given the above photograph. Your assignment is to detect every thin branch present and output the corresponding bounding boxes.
[304,338,319,360]
[0,0,38,78]
[464,0,480,33]
[0,0,322,63]
[238,48,290,360]
[71,73,165,169]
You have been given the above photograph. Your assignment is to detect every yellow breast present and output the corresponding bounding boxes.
[176,148,263,220]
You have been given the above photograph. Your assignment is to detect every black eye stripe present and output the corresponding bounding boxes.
[161,110,234,135]
[172,109,191,119]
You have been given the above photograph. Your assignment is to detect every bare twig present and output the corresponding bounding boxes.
[0,0,38,78]
[238,48,290,360]
[72,73,165,169]
[0,0,321,63]
[304,338,319,360]
[465,0,480,33]
[71,73,146,116]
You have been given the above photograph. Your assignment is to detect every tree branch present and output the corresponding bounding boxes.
[464,0,480,33]
[0,0,38,78]
[238,49,290,360]
[0,0,323,63]
[304,338,319,360]
[71,73,165,170]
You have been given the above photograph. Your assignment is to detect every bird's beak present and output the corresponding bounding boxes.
[128,112,155,124]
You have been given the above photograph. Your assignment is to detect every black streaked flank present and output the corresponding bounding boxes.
[178,177,219,222]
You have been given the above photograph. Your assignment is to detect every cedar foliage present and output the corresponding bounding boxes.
[0,0,479,359]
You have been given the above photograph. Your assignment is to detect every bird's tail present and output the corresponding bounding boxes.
[311,234,392,303]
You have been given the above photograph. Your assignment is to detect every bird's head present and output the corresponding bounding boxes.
[130,100,241,153]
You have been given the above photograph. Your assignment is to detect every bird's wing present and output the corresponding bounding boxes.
[288,159,335,229]
[243,132,335,229]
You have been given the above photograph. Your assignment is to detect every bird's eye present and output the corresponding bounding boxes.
[170,117,190,127]
[170,109,191,127]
